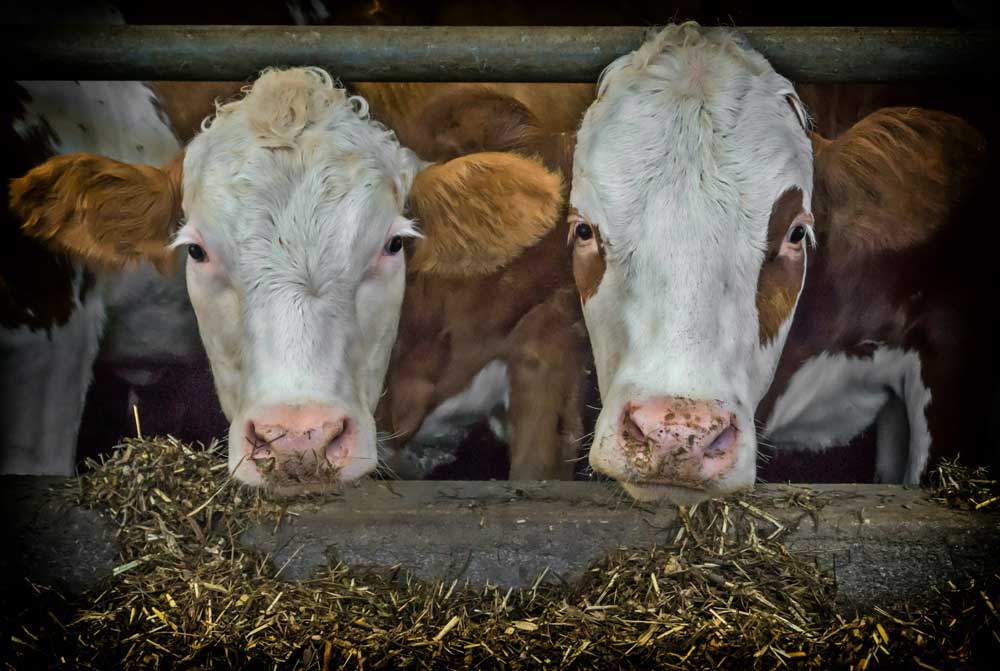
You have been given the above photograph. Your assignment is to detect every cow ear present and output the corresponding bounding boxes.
[813,108,988,255]
[9,151,184,271]
[809,131,832,157]
[406,152,563,277]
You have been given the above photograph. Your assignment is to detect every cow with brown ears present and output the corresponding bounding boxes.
[12,68,592,491]
[570,23,996,502]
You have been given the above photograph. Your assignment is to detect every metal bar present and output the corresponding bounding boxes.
[5,25,998,83]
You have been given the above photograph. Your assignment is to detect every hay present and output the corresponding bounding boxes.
[930,456,1000,512]
[4,437,999,670]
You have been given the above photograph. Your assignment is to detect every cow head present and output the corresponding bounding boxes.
[570,24,815,501]
[11,68,562,494]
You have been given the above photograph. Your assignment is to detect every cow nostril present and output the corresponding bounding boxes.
[249,421,286,449]
[622,412,646,443]
[324,418,350,465]
[705,424,738,458]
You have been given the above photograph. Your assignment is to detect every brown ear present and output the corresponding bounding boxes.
[535,131,577,179]
[814,107,987,255]
[808,131,832,157]
[406,152,563,277]
[9,151,184,272]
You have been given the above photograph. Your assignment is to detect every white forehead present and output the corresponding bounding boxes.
[181,68,420,277]
[572,24,812,253]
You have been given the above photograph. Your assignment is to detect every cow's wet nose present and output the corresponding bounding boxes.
[246,404,355,476]
[619,397,740,485]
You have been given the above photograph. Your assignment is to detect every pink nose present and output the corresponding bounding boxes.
[618,396,740,487]
[246,404,355,482]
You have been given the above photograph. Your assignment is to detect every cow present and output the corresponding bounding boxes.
[567,23,995,502]
[0,1,230,475]
[0,0,234,476]
[172,81,596,481]
[359,83,593,479]
[172,82,593,482]
[370,86,590,480]
[0,77,214,475]
[11,67,590,492]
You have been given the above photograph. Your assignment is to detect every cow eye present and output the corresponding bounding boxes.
[187,244,208,263]
[384,235,404,255]
[788,225,806,244]
[575,222,594,241]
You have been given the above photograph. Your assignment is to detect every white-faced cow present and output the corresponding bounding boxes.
[12,68,589,492]
[569,23,995,501]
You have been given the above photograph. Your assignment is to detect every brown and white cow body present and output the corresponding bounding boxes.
[757,112,993,484]
[1,2,230,475]
[1,78,204,475]
[569,23,995,501]
[13,68,588,491]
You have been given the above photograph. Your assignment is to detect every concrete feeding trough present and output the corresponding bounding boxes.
[4,472,998,607]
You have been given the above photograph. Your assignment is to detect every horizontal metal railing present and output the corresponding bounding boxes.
[4,25,998,82]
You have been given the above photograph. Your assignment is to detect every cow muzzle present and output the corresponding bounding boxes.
[594,396,741,491]
[241,403,366,491]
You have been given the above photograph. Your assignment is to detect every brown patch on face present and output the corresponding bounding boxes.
[756,187,806,345]
[756,103,996,478]
[407,152,563,277]
[10,150,184,272]
[568,208,606,304]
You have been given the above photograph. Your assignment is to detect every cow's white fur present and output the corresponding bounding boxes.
[172,68,423,485]
[570,24,814,498]
[2,80,186,475]
[763,348,932,484]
